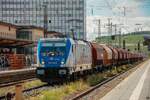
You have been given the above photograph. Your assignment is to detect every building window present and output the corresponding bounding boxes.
[15,20,18,23]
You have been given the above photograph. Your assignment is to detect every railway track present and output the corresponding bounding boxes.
[0,83,50,100]
[71,62,143,100]
[0,66,132,100]
[71,74,122,100]
[0,68,36,87]
[0,66,134,100]
[0,62,144,100]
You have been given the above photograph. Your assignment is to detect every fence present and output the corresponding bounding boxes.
[0,54,37,71]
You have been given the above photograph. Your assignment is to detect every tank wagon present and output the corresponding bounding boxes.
[36,37,144,83]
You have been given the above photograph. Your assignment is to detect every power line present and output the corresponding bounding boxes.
[104,0,133,34]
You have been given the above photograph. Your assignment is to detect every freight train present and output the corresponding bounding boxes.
[36,37,143,83]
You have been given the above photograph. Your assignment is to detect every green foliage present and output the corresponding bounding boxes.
[86,74,105,86]
[111,67,119,75]
[24,80,45,89]
[121,65,129,71]
[95,32,149,53]
[105,70,115,77]
[116,67,123,73]
[36,81,89,100]
[96,34,144,44]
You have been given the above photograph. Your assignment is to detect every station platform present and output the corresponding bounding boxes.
[100,60,150,100]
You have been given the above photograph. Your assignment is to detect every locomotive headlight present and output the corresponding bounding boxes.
[41,60,45,65]
[61,61,64,64]
[41,61,45,64]
[61,59,65,65]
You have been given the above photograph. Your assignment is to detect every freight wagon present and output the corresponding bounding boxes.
[36,37,144,83]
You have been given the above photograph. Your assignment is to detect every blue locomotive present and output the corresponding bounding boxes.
[36,37,92,82]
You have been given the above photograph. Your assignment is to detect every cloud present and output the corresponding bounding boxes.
[112,0,141,17]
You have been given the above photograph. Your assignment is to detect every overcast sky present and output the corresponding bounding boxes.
[86,0,150,40]
[87,0,150,17]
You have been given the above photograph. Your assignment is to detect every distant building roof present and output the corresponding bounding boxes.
[16,25,44,31]
[0,21,17,28]
[47,31,66,37]
[46,31,63,34]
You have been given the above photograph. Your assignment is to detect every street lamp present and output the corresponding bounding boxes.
[71,28,75,39]
[42,2,48,38]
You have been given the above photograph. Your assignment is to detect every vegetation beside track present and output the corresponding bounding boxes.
[0,62,141,100]
[24,80,45,89]
[95,32,149,54]
[26,62,140,100]
[26,80,89,100]
[86,64,131,86]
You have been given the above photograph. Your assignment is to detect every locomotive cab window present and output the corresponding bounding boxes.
[40,42,66,57]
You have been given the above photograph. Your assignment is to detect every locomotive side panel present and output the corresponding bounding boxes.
[74,41,92,72]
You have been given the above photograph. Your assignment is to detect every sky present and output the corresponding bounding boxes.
[87,0,150,17]
[86,0,150,40]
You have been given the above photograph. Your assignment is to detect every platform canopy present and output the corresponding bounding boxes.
[0,37,37,48]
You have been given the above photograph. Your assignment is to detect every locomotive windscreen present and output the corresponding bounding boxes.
[40,42,66,57]
[37,38,70,68]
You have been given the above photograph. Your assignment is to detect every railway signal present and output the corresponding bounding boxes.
[138,41,140,52]
[148,45,150,51]
[111,35,115,40]
[43,3,48,38]
[123,40,126,49]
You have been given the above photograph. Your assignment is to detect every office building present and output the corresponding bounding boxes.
[0,0,86,39]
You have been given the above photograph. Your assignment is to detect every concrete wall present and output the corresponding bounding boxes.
[0,24,16,39]
[32,29,44,41]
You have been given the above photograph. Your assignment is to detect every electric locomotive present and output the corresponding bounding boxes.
[36,37,92,82]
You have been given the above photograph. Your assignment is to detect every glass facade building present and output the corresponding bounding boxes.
[0,0,86,39]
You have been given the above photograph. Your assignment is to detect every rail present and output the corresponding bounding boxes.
[0,83,49,100]
[0,68,36,87]
[71,62,142,100]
